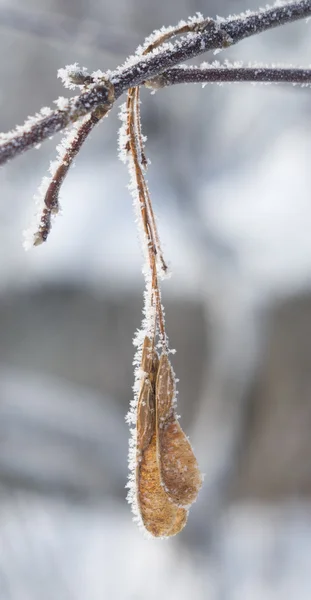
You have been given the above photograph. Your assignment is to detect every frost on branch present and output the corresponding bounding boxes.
[23,114,91,249]
[58,63,90,89]
[23,70,115,249]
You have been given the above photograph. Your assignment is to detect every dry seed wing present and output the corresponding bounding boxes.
[156,353,175,423]
[156,354,203,507]
[136,377,155,455]
[136,339,187,537]
[140,336,158,385]
[159,419,202,507]
[137,432,188,537]
[136,337,158,456]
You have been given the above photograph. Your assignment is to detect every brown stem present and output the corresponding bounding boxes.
[128,89,167,349]
[33,102,112,245]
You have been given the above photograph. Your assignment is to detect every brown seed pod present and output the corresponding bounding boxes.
[136,377,155,456]
[136,337,187,537]
[134,338,201,535]
[156,354,202,507]
[140,336,158,384]
[138,432,188,537]
[136,337,158,457]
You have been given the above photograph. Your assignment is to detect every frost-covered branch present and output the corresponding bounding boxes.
[1,0,311,166]
[29,104,111,248]
[0,83,114,165]
[148,64,311,88]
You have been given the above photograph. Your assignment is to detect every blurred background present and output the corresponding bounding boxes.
[1,0,311,598]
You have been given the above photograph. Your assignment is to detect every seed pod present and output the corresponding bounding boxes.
[136,337,158,458]
[138,432,188,537]
[156,354,202,507]
[136,377,155,456]
[136,337,187,537]
[140,336,158,385]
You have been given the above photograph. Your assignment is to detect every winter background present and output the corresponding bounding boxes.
[1,0,311,598]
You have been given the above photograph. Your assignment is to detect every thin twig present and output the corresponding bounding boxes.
[147,65,311,88]
[1,0,310,165]
[0,84,114,165]
[32,103,111,246]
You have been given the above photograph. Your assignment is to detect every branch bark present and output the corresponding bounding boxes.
[0,0,310,165]
[149,65,311,88]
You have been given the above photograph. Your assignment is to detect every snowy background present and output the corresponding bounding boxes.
[1,0,311,598]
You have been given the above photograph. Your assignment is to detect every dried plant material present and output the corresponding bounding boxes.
[136,337,158,457]
[134,337,188,537]
[134,340,201,536]
[159,419,203,508]
[140,335,158,377]
[138,432,188,537]
[136,378,155,456]
[123,78,168,281]
[120,84,169,351]
[156,354,203,507]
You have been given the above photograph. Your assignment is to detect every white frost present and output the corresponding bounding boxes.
[23,115,90,250]
[57,63,88,89]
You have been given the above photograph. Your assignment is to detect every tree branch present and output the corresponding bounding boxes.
[148,65,311,88]
[1,0,310,166]
[31,104,111,247]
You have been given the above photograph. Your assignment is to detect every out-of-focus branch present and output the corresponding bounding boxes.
[0,0,311,165]
[0,6,140,56]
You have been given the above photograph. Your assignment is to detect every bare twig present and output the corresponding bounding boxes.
[1,0,310,165]
[146,65,311,88]
[0,83,114,165]
[32,103,112,246]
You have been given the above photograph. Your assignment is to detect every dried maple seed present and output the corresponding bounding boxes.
[135,337,187,537]
[159,419,202,507]
[136,337,158,456]
[156,354,202,507]
[140,336,158,380]
[138,432,188,537]
[137,378,155,456]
